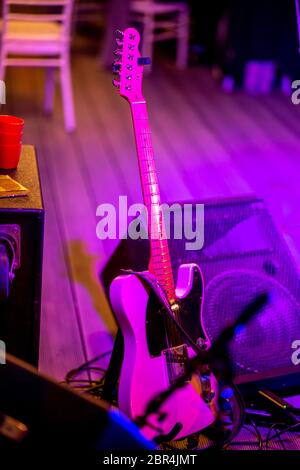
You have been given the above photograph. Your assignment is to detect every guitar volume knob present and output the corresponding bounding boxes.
[197,337,209,350]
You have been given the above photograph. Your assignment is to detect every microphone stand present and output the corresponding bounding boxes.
[135,293,270,441]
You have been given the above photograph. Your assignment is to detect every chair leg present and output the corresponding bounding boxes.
[142,15,154,73]
[59,54,76,132]
[0,47,7,82]
[0,65,6,83]
[44,67,56,114]
[0,64,6,105]
[176,9,189,69]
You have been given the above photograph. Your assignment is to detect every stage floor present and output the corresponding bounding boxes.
[5,52,300,380]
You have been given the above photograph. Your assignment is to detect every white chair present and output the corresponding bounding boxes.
[0,0,76,131]
[130,0,189,71]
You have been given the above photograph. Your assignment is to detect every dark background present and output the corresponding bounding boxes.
[188,0,300,80]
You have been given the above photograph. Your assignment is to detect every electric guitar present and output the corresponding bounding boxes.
[110,28,218,441]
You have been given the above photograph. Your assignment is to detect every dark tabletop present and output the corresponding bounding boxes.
[0,145,43,212]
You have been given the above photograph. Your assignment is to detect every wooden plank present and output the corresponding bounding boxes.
[5,67,86,379]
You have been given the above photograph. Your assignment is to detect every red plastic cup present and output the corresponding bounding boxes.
[0,143,22,169]
[0,115,24,134]
[0,131,22,145]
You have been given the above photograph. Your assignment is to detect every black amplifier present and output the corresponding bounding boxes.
[0,145,44,366]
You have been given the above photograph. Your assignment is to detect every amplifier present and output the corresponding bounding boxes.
[102,196,300,387]
[0,146,44,366]
[0,354,153,450]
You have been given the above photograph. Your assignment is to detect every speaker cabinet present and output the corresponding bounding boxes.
[0,354,151,450]
[0,146,44,366]
[102,196,300,385]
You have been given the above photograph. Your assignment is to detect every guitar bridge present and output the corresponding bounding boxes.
[163,344,190,384]
[163,342,215,404]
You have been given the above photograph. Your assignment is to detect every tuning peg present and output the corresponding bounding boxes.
[112,62,121,74]
[116,29,124,38]
[116,38,123,47]
[112,79,120,88]
[114,48,122,57]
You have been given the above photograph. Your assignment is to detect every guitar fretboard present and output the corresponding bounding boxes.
[130,101,176,304]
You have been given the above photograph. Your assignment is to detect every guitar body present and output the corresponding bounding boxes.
[110,263,218,441]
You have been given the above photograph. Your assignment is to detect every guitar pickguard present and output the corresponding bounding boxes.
[146,267,205,357]
[163,344,190,384]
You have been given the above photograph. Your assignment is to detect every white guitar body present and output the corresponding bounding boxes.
[110,263,218,441]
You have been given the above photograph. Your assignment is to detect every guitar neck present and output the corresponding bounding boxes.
[130,100,176,304]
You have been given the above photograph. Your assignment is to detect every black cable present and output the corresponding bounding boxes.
[225,421,262,450]
[265,422,296,450]
[225,419,300,450]
[276,427,287,450]
[265,423,280,450]
[248,418,263,450]
[63,350,113,401]
[64,351,111,384]
[263,421,300,448]
[80,378,106,395]
[268,421,300,441]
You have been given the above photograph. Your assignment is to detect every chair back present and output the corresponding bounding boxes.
[1,0,74,41]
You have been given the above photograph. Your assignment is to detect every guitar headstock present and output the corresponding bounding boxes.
[112,28,150,103]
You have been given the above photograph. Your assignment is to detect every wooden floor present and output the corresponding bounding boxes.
[5,49,300,380]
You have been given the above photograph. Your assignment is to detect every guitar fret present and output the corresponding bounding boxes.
[152,264,173,270]
[143,179,158,185]
[146,202,160,207]
[142,167,156,171]
[144,192,160,198]
[142,173,157,179]
[152,259,172,264]
[144,191,160,196]
[151,250,171,256]
[156,277,174,282]
[151,250,170,255]
[151,244,169,250]
[142,175,158,181]
[151,247,169,252]
[152,258,172,264]
[138,142,152,146]
[142,179,158,185]
[144,184,159,189]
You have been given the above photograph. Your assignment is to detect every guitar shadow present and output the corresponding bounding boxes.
[64,239,117,339]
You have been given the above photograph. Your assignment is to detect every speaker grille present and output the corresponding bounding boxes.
[203,270,300,376]
[102,197,300,384]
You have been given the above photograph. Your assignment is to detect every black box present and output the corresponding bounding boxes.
[0,146,44,365]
